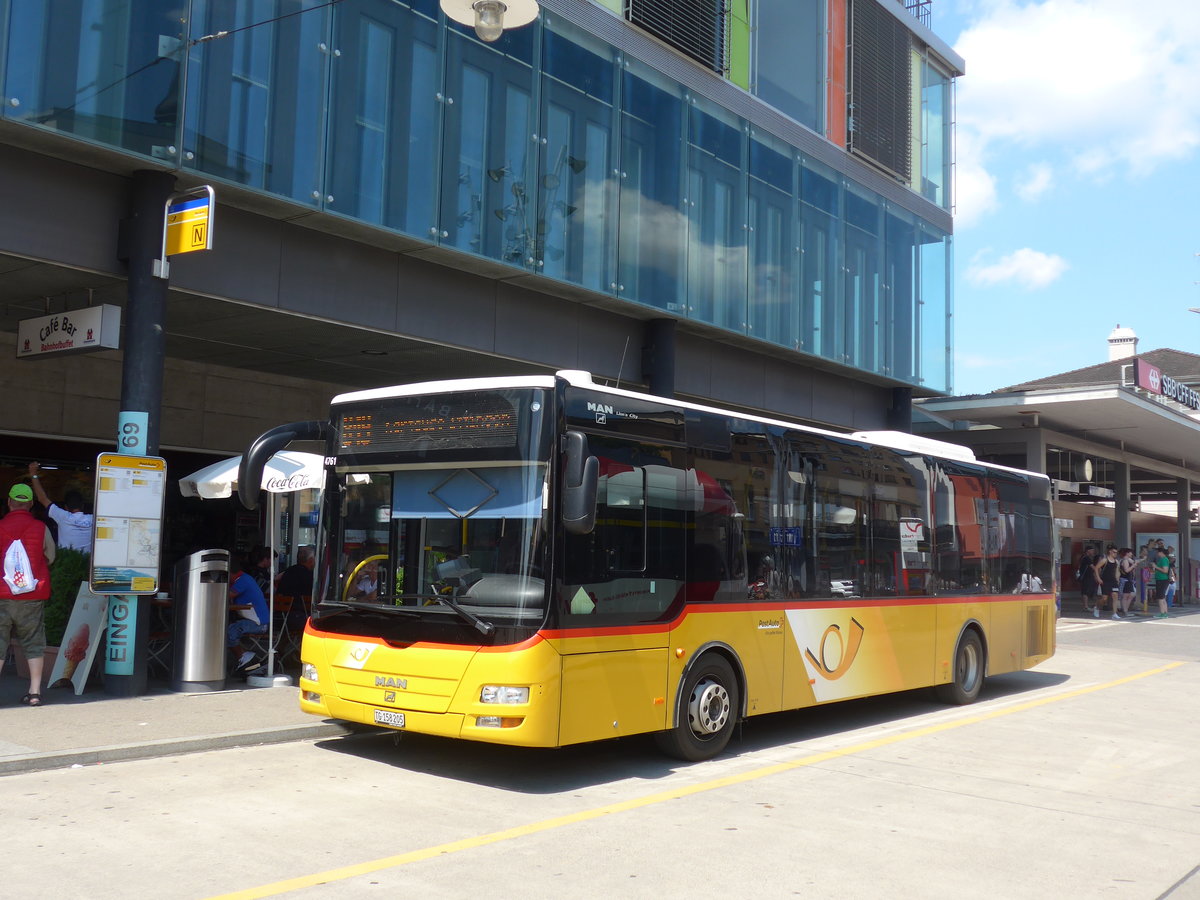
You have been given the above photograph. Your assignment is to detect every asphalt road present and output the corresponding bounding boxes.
[5,611,1199,900]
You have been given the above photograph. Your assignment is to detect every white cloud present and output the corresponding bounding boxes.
[953,0,1200,196]
[965,248,1069,289]
[951,130,998,227]
[1016,162,1053,201]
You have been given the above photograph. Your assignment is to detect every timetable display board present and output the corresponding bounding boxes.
[90,453,167,595]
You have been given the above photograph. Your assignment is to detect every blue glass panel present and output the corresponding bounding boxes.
[440,26,536,263]
[535,22,614,289]
[844,188,879,235]
[688,105,741,166]
[800,157,840,359]
[3,0,182,158]
[801,164,837,214]
[921,59,950,209]
[687,100,746,332]
[544,27,613,104]
[844,185,882,372]
[886,209,916,382]
[409,0,439,18]
[327,0,441,235]
[186,0,331,199]
[747,131,796,347]
[617,61,684,312]
[918,226,950,392]
[753,0,823,131]
[749,139,792,193]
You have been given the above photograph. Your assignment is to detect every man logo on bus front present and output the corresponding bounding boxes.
[804,618,865,681]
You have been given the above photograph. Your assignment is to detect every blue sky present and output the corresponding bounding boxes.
[929,0,1200,395]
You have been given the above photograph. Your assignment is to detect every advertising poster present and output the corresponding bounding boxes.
[47,585,109,695]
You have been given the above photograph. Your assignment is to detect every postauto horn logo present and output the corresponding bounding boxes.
[804,618,865,680]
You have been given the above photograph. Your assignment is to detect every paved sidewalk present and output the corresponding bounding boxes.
[0,670,360,777]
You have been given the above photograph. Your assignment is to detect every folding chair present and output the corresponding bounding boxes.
[146,597,174,677]
[237,595,303,672]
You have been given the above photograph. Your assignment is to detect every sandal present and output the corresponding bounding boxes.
[20,693,43,707]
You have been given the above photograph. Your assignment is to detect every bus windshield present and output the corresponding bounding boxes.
[321,387,552,636]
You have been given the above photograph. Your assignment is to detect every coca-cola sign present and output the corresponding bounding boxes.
[264,473,314,492]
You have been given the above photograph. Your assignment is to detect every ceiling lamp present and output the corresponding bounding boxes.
[440,0,540,42]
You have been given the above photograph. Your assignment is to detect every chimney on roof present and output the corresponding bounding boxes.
[1107,324,1138,361]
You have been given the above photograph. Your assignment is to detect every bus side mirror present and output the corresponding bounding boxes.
[562,430,598,535]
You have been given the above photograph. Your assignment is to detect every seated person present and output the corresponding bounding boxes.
[277,545,316,597]
[348,557,379,602]
[246,545,273,594]
[228,556,270,675]
[277,545,316,626]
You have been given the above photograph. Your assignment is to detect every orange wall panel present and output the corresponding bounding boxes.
[827,0,848,146]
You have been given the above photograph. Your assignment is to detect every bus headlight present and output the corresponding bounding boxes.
[480,685,528,704]
[301,663,319,683]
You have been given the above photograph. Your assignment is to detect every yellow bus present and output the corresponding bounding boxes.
[240,370,1056,760]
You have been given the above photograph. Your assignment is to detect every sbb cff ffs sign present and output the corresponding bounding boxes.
[1133,358,1200,411]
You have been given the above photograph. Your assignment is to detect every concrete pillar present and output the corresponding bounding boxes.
[641,318,676,399]
[1178,478,1191,604]
[1114,462,1131,549]
[1023,429,1048,474]
[886,387,913,432]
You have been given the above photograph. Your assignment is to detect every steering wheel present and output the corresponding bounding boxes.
[342,554,387,603]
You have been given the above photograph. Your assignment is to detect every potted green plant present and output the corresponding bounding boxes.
[45,548,91,647]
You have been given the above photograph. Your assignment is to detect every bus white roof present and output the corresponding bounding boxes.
[331,371,1054,481]
[332,374,557,405]
[849,431,978,463]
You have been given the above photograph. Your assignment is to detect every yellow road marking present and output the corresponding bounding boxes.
[210,661,1185,900]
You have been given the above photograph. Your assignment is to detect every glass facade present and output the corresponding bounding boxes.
[751,0,823,133]
[0,0,953,392]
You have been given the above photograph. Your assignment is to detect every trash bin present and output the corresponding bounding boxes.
[170,549,230,692]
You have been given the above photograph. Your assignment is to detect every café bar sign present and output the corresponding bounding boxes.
[1133,357,1200,411]
[17,304,121,359]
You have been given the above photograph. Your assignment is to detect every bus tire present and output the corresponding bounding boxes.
[654,654,739,761]
[936,629,984,705]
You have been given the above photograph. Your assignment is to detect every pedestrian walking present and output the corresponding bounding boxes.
[1164,547,1178,609]
[1151,547,1171,618]
[1076,546,1100,614]
[1117,547,1137,617]
[1137,545,1153,613]
[0,482,57,706]
[1098,546,1122,619]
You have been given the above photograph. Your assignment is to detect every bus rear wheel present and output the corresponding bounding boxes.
[936,629,984,705]
[655,654,739,761]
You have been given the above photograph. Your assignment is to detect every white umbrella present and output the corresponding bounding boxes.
[178,450,324,499]
[178,450,325,686]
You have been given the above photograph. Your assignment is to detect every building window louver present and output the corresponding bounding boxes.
[848,0,912,182]
[625,0,729,76]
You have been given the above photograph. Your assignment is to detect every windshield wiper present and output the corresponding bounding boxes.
[431,593,495,635]
[317,595,493,634]
[313,600,421,620]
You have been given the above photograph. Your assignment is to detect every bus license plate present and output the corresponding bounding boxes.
[374,709,405,728]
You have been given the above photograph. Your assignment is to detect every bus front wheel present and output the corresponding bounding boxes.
[936,629,984,705]
[655,654,739,761]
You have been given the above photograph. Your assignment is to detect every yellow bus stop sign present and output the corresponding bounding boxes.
[165,194,212,255]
